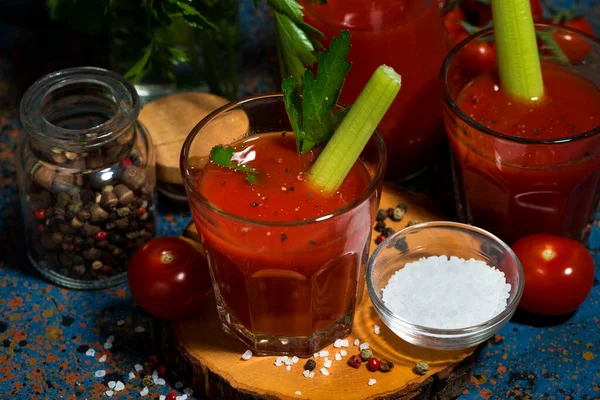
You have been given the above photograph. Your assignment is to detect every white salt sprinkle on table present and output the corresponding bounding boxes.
[103,342,113,350]
[114,381,125,392]
[106,335,115,343]
[374,325,380,335]
[319,350,329,357]
[368,378,377,386]
[303,370,310,378]
[286,365,291,371]
[134,364,144,372]
[105,390,114,397]
[314,353,320,358]
[155,378,166,385]
[309,371,315,378]
[295,391,302,396]
[381,255,511,329]
[108,381,116,389]
[99,354,107,363]
[85,348,95,357]
[128,372,135,380]
[340,339,349,347]
[353,339,360,346]
[320,368,330,376]
[340,350,347,357]
[324,359,332,368]
[159,396,166,400]
[292,356,299,364]
[140,387,149,396]
[335,353,342,361]
[274,360,283,367]
[333,339,343,348]
[359,342,369,350]
[241,350,253,360]
[95,370,106,378]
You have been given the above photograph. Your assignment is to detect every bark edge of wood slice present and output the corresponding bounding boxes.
[156,183,479,399]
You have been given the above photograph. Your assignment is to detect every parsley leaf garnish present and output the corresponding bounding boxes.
[282,30,352,153]
[210,145,257,184]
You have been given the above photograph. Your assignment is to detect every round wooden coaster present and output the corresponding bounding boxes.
[158,184,479,399]
[139,91,229,185]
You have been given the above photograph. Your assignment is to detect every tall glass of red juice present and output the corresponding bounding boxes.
[181,94,386,355]
[302,0,449,181]
[441,24,600,245]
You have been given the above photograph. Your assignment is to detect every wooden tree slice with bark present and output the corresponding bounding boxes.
[156,183,479,399]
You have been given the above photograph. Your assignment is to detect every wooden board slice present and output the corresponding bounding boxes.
[139,92,229,185]
[157,183,478,399]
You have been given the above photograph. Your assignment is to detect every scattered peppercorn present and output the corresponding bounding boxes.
[359,348,373,361]
[376,209,387,222]
[379,358,394,372]
[34,209,46,220]
[166,393,177,400]
[94,230,108,241]
[374,221,385,232]
[303,359,316,371]
[375,235,386,245]
[347,354,362,369]
[368,357,380,371]
[251,202,258,207]
[383,227,395,237]
[386,208,395,219]
[141,375,154,387]
[391,207,406,222]
[415,360,429,375]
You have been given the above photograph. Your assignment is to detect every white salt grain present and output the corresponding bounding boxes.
[175,381,184,389]
[323,359,332,368]
[333,339,343,348]
[105,390,114,397]
[155,378,166,385]
[140,387,149,397]
[114,381,125,392]
[320,368,330,376]
[117,319,125,326]
[303,370,310,378]
[374,325,380,335]
[335,353,342,361]
[241,350,253,360]
[340,339,349,347]
[85,348,95,357]
[274,360,283,367]
[107,335,115,343]
[95,370,106,378]
[134,364,144,372]
[128,372,135,380]
[183,387,194,396]
[159,396,166,400]
[292,356,299,364]
[313,353,320,358]
[381,255,511,329]
[286,365,292,371]
[368,378,377,386]
[108,381,116,389]
[309,371,315,378]
[340,350,347,357]
[319,350,329,357]
[103,342,113,350]
[134,326,146,333]
[359,342,369,350]
[295,391,302,396]
[353,339,360,346]
[99,354,107,362]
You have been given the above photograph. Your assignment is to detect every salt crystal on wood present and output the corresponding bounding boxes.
[309,371,315,378]
[340,339,349,347]
[314,353,320,358]
[335,353,342,361]
[319,350,329,357]
[286,365,291,371]
[241,350,253,360]
[295,391,302,396]
[381,255,511,329]
[292,356,299,364]
[340,350,347,357]
[324,359,332,368]
[320,368,330,376]
[333,339,343,348]
[353,339,360,346]
[359,342,369,350]
[303,370,310,378]
[374,325,380,335]
[368,378,377,386]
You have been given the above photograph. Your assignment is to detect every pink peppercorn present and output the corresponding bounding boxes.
[94,230,108,241]
[166,393,177,400]
[347,354,362,369]
[34,209,46,220]
[368,357,380,371]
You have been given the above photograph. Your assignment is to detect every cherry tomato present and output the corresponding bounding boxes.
[461,0,543,25]
[444,8,467,35]
[453,32,497,76]
[552,17,594,63]
[512,234,595,316]
[128,237,212,320]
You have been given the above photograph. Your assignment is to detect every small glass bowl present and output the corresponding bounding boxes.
[366,221,524,350]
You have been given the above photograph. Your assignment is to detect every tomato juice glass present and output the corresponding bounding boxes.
[441,24,600,245]
[180,94,386,355]
[302,0,449,181]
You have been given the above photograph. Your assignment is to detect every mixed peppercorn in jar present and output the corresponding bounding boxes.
[17,67,157,289]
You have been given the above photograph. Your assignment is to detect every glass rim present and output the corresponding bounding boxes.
[180,93,387,228]
[366,221,525,335]
[19,66,139,148]
[440,23,600,145]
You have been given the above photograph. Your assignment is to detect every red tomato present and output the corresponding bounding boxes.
[444,8,467,35]
[512,234,595,316]
[553,17,594,63]
[128,237,212,320]
[453,32,497,76]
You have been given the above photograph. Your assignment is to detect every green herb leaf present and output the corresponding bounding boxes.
[124,42,154,83]
[169,0,217,30]
[210,145,258,184]
[282,30,352,153]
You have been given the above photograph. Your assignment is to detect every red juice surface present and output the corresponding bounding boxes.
[191,133,374,337]
[450,63,600,244]
[302,0,449,180]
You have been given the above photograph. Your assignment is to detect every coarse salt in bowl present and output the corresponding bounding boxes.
[366,221,524,350]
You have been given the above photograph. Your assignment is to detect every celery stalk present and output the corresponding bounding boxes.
[309,65,401,193]
[492,0,544,101]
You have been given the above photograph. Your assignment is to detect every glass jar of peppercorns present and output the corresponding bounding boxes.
[17,67,157,289]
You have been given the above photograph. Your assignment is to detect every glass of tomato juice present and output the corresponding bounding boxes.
[441,24,600,245]
[302,0,449,181]
[181,94,386,355]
